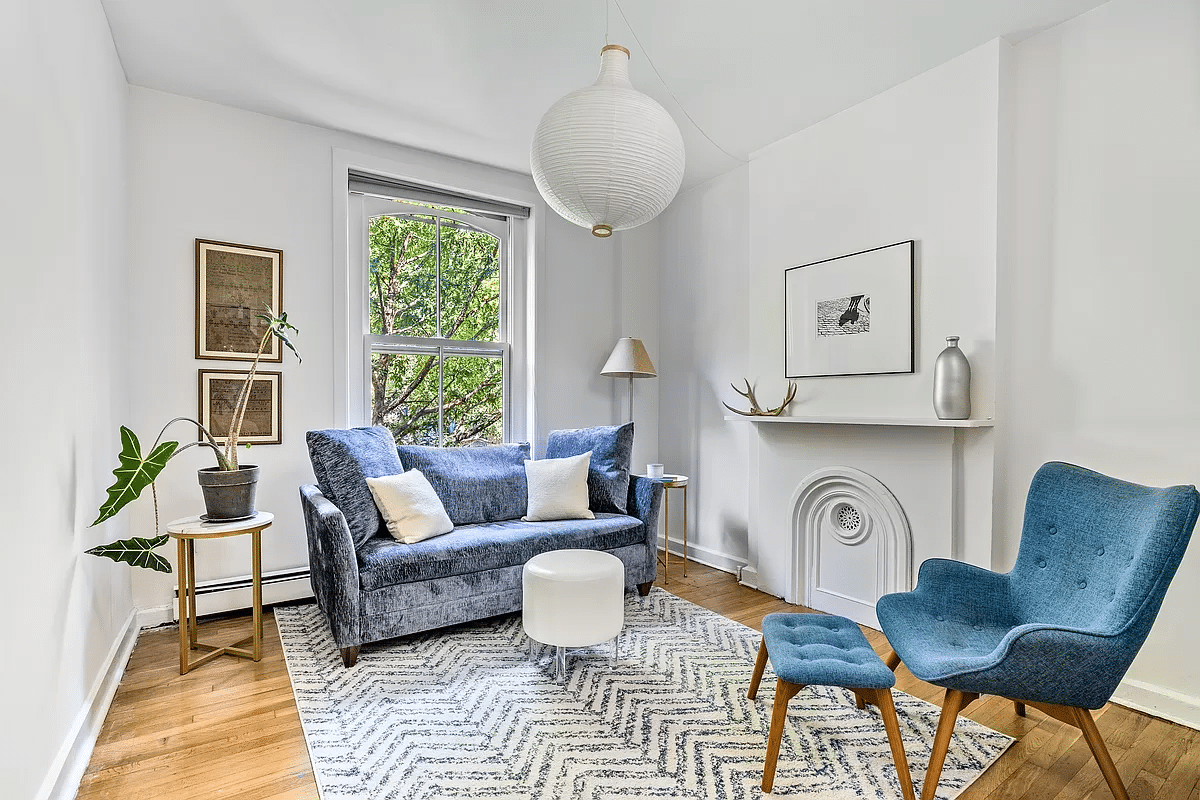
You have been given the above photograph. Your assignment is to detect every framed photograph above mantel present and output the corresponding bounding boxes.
[198,369,282,446]
[196,238,283,362]
[784,240,914,378]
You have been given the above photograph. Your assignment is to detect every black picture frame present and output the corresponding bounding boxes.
[783,240,915,378]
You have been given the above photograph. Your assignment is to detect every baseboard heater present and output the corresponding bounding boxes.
[172,568,314,619]
[174,567,312,599]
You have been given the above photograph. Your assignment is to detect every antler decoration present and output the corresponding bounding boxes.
[723,379,798,417]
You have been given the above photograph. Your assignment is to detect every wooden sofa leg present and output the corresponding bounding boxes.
[340,646,360,668]
[637,581,653,596]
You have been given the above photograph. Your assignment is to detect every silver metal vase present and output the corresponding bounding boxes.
[933,336,971,420]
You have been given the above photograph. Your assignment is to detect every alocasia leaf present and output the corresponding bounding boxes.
[90,426,178,526]
[86,534,171,573]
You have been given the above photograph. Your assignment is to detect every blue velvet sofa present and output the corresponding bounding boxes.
[300,425,663,667]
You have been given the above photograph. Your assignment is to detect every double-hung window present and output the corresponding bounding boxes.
[353,190,516,446]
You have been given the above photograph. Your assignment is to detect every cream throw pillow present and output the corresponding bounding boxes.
[366,470,454,544]
[523,451,596,522]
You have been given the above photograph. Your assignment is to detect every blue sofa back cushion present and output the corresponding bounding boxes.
[396,443,530,525]
[545,422,634,514]
[306,427,403,549]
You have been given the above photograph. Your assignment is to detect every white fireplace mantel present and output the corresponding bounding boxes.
[738,416,995,630]
[724,415,995,428]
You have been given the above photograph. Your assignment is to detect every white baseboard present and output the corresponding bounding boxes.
[658,534,747,576]
[137,604,174,629]
[1112,678,1200,731]
[35,609,139,800]
[737,565,760,590]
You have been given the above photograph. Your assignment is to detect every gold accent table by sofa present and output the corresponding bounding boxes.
[166,511,273,675]
[638,474,688,581]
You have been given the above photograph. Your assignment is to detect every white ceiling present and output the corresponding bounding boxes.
[101,0,1107,188]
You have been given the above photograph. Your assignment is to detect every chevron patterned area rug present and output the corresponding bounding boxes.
[276,589,1011,799]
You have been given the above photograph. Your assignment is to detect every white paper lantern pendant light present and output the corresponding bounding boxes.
[531,44,686,238]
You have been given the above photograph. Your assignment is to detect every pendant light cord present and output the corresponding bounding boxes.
[609,0,747,164]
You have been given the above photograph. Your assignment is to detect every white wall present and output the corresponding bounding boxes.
[998,0,1200,725]
[0,0,135,797]
[748,40,1003,420]
[656,42,1006,573]
[126,88,658,613]
[657,166,752,569]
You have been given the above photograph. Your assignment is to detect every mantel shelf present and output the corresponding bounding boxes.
[723,414,995,428]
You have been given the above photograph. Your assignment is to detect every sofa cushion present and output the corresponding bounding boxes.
[356,513,644,591]
[545,423,633,514]
[307,427,402,548]
[366,470,454,545]
[396,443,530,525]
[523,452,594,521]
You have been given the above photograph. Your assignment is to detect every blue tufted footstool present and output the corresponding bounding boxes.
[747,613,915,798]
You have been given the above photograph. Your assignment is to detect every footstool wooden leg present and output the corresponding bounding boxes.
[763,679,803,793]
[748,639,769,700]
[872,688,916,800]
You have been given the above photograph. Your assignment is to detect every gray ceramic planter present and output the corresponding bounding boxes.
[197,465,259,520]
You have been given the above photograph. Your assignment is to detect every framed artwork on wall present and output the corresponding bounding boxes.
[784,240,915,378]
[198,369,283,445]
[196,238,283,362]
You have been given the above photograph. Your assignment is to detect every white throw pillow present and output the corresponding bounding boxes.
[366,470,454,544]
[523,451,596,522]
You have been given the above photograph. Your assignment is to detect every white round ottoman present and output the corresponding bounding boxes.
[522,549,625,680]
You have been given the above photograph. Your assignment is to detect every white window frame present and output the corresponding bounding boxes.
[357,198,510,445]
[332,148,536,446]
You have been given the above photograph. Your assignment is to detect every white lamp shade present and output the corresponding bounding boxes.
[601,337,656,378]
[531,45,686,238]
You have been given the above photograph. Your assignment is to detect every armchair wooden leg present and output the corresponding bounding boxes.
[1013,700,1026,717]
[884,650,902,671]
[872,688,917,800]
[637,581,653,597]
[1072,706,1130,800]
[921,689,978,800]
[762,679,803,793]
[748,640,769,699]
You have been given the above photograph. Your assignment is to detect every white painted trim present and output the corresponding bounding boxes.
[724,415,995,428]
[737,565,760,590]
[658,534,748,576]
[137,604,175,629]
[1112,678,1200,732]
[791,466,913,625]
[330,146,541,442]
[34,609,139,800]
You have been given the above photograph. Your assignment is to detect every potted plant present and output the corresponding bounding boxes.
[86,307,299,572]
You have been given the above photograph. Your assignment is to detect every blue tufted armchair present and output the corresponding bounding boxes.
[876,462,1199,800]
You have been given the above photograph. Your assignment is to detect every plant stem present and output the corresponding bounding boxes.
[225,326,273,469]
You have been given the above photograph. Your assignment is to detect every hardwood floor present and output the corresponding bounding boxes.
[78,561,1197,799]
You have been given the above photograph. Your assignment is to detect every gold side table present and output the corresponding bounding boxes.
[639,474,688,581]
[166,511,273,675]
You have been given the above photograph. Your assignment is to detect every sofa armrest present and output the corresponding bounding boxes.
[627,475,664,550]
[300,484,361,648]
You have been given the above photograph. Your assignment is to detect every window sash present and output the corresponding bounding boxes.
[366,338,508,447]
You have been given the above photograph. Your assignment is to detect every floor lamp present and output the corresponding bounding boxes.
[601,337,657,423]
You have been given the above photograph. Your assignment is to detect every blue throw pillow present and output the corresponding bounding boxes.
[545,423,634,514]
[396,443,530,525]
[306,427,403,548]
